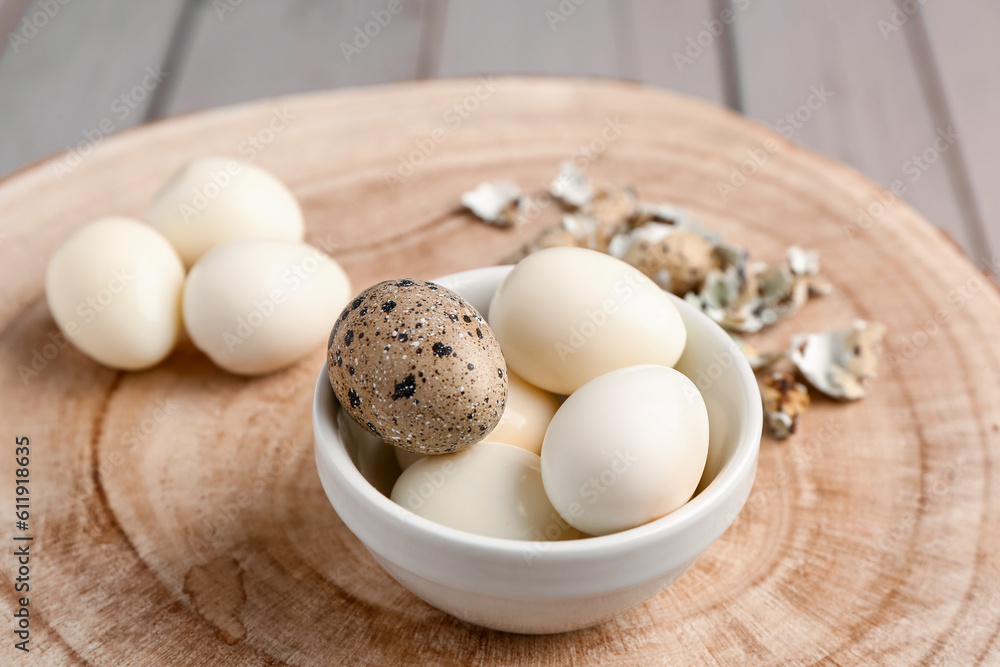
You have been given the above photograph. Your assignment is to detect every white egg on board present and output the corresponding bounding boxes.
[489,247,687,395]
[391,441,580,541]
[183,239,350,375]
[485,371,561,456]
[148,156,304,267]
[45,217,185,370]
[541,364,709,536]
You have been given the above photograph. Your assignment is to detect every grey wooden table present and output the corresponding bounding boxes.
[1,0,996,261]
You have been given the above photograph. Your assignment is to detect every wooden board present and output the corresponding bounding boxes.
[921,0,1000,263]
[434,0,626,80]
[1,78,999,665]
[160,0,428,117]
[734,0,984,257]
[0,0,187,176]
[628,0,732,106]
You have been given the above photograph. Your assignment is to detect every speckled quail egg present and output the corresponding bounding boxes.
[328,279,508,455]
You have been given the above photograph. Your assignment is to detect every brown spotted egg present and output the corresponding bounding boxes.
[327,279,508,455]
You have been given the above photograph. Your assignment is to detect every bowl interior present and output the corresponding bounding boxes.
[332,265,755,510]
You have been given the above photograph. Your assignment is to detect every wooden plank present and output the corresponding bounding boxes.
[629,0,732,106]
[0,0,31,56]
[734,0,977,255]
[434,0,626,78]
[921,0,1000,267]
[160,0,427,117]
[0,0,186,177]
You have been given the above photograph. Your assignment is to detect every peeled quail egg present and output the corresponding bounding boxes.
[489,247,687,395]
[183,238,350,375]
[391,441,579,541]
[394,447,425,472]
[485,371,561,456]
[328,279,507,455]
[148,156,304,267]
[541,364,709,536]
[45,217,185,370]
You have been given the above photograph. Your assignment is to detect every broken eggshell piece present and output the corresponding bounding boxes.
[790,319,887,400]
[762,371,811,439]
[609,223,719,295]
[730,333,786,371]
[549,161,594,209]
[460,180,524,228]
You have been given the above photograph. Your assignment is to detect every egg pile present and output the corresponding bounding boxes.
[331,247,710,541]
[45,157,351,375]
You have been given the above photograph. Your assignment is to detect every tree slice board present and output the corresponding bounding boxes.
[1,78,998,666]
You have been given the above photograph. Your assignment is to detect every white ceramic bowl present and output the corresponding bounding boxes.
[313,265,762,634]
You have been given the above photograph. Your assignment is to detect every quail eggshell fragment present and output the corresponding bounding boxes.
[541,364,710,536]
[148,156,305,267]
[183,238,351,375]
[485,371,561,456]
[391,441,580,541]
[489,247,687,395]
[328,279,507,455]
[45,217,185,370]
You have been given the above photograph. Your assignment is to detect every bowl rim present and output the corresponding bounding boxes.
[313,264,763,561]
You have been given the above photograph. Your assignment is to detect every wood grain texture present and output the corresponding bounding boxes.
[0,0,186,176]
[1,78,999,665]
[734,0,979,256]
[161,0,428,117]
